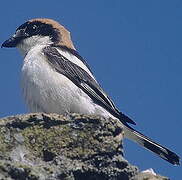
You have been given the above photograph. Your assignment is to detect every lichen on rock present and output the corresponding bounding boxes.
[0,113,168,180]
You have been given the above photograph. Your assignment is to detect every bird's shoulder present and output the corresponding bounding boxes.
[42,45,136,125]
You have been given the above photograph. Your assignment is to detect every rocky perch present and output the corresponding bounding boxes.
[0,113,168,180]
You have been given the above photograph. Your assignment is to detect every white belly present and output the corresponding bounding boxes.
[21,45,112,117]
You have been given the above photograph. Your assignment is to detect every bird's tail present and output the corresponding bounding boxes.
[123,124,180,165]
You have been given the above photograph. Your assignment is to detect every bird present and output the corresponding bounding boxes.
[1,18,180,165]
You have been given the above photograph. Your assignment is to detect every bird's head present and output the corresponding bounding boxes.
[2,18,75,55]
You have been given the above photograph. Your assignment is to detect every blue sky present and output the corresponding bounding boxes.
[0,1,181,179]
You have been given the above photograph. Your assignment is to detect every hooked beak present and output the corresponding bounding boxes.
[1,29,27,48]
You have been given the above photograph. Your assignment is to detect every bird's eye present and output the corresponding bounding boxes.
[27,24,39,35]
[32,25,38,31]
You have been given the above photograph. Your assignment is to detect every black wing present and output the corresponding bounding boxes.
[43,45,135,125]
[54,45,94,75]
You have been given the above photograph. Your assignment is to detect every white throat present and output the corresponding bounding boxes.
[17,35,53,57]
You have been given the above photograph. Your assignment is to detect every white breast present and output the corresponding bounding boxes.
[21,45,111,117]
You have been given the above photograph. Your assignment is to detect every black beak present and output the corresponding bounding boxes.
[1,30,27,48]
[2,36,18,48]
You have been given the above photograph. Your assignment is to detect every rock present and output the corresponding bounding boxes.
[0,113,168,180]
[133,171,169,180]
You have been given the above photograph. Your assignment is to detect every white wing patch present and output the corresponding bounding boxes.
[56,48,96,81]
